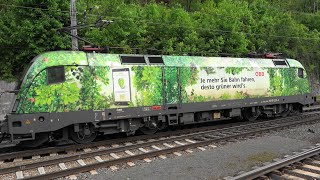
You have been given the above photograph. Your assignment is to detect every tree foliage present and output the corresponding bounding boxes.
[1,0,320,82]
[0,0,70,80]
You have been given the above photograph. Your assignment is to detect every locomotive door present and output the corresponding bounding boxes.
[163,67,180,106]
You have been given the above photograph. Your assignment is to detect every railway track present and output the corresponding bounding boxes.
[2,105,319,159]
[0,110,320,179]
[228,144,320,180]
[0,118,252,161]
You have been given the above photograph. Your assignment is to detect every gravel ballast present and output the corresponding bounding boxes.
[78,121,320,180]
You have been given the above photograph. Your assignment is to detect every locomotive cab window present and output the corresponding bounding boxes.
[298,68,304,78]
[47,66,65,84]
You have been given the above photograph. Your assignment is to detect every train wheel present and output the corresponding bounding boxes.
[280,110,290,117]
[139,116,161,135]
[290,104,302,116]
[140,127,158,135]
[280,104,291,117]
[290,109,300,116]
[69,123,97,144]
[18,132,50,148]
[242,108,260,121]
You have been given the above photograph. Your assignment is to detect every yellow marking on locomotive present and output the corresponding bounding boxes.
[25,120,31,125]
[213,112,221,119]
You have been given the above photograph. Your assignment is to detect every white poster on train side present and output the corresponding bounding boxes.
[112,68,131,105]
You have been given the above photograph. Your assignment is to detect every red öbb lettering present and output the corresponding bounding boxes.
[255,72,264,76]
[152,106,162,110]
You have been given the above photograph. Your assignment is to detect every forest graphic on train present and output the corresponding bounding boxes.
[16,52,310,114]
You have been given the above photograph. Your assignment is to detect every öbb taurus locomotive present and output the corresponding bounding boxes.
[0,51,315,147]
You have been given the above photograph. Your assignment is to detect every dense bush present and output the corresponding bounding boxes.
[0,0,319,81]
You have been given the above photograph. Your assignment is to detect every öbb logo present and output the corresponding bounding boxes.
[255,72,264,76]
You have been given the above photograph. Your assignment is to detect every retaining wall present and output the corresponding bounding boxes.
[0,81,17,121]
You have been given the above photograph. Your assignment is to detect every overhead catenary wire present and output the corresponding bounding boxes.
[105,46,236,56]
[1,3,320,41]
[0,3,71,13]
[1,2,320,17]
[0,4,320,80]
[0,3,320,57]
[0,43,237,57]
[0,2,319,79]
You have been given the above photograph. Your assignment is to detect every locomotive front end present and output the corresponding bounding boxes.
[0,56,37,146]
[0,91,19,146]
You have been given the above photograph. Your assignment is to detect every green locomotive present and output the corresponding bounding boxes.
[0,51,315,146]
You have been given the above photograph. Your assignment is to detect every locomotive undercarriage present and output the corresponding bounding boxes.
[0,94,315,147]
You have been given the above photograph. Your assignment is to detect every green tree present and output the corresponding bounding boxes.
[1,0,320,86]
[0,0,70,80]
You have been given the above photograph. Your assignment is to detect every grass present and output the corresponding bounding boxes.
[245,151,278,166]
[222,151,278,171]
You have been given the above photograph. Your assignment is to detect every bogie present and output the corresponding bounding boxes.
[69,123,97,144]
[242,107,261,121]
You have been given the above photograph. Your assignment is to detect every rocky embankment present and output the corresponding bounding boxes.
[0,81,17,121]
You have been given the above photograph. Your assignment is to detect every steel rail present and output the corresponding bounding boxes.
[0,120,293,175]
[7,112,320,180]
[0,113,317,175]
[0,119,284,160]
[229,145,320,180]
[0,111,314,161]
[0,120,241,160]
[0,118,258,160]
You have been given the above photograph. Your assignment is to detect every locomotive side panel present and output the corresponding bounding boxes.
[180,66,270,103]
[3,51,314,145]
[88,53,165,108]
[179,66,310,103]
[15,53,311,114]
[16,51,89,114]
[162,56,310,103]
[17,65,96,113]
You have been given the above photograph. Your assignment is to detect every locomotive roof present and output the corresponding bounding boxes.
[21,51,304,89]
[31,50,304,68]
